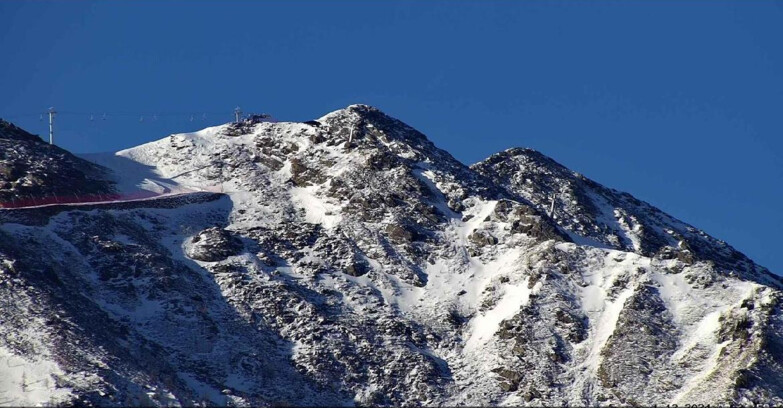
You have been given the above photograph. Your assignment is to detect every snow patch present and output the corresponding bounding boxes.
[465,278,533,351]
[0,345,72,406]
[290,186,342,229]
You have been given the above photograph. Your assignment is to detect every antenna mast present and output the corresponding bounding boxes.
[234,106,242,123]
[48,107,56,145]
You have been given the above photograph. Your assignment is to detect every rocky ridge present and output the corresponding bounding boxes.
[472,148,774,282]
[0,119,115,204]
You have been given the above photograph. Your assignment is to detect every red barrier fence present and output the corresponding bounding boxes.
[0,184,224,209]
[0,190,162,209]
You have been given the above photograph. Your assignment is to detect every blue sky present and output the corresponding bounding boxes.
[1,1,781,274]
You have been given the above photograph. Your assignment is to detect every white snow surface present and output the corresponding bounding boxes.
[0,337,72,406]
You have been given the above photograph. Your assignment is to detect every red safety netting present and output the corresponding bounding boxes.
[0,190,162,209]
[0,184,223,209]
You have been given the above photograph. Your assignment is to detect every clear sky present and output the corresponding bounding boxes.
[1,1,781,274]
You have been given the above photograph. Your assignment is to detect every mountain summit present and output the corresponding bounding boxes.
[0,106,780,406]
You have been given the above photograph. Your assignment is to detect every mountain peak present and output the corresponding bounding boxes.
[315,104,424,143]
[319,103,381,119]
[345,103,380,113]
[474,146,778,283]
[481,147,573,176]
[316,104,376,123]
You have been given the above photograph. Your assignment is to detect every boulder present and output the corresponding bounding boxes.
[469,230,498,246]
[185,227,243,262]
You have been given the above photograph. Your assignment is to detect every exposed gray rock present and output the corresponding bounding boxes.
[468,229,498,246]
[185,227,243,262]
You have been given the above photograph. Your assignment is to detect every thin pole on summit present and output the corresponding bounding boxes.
[234,107,242,123]
[48,107,57,145]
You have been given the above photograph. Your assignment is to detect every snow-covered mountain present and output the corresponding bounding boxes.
[0,105,780,406]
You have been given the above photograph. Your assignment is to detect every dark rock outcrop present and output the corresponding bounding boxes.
[0,119,115,204]
[185,227,243,262]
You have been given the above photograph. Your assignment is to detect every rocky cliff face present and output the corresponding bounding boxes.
[0,106,780,406]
